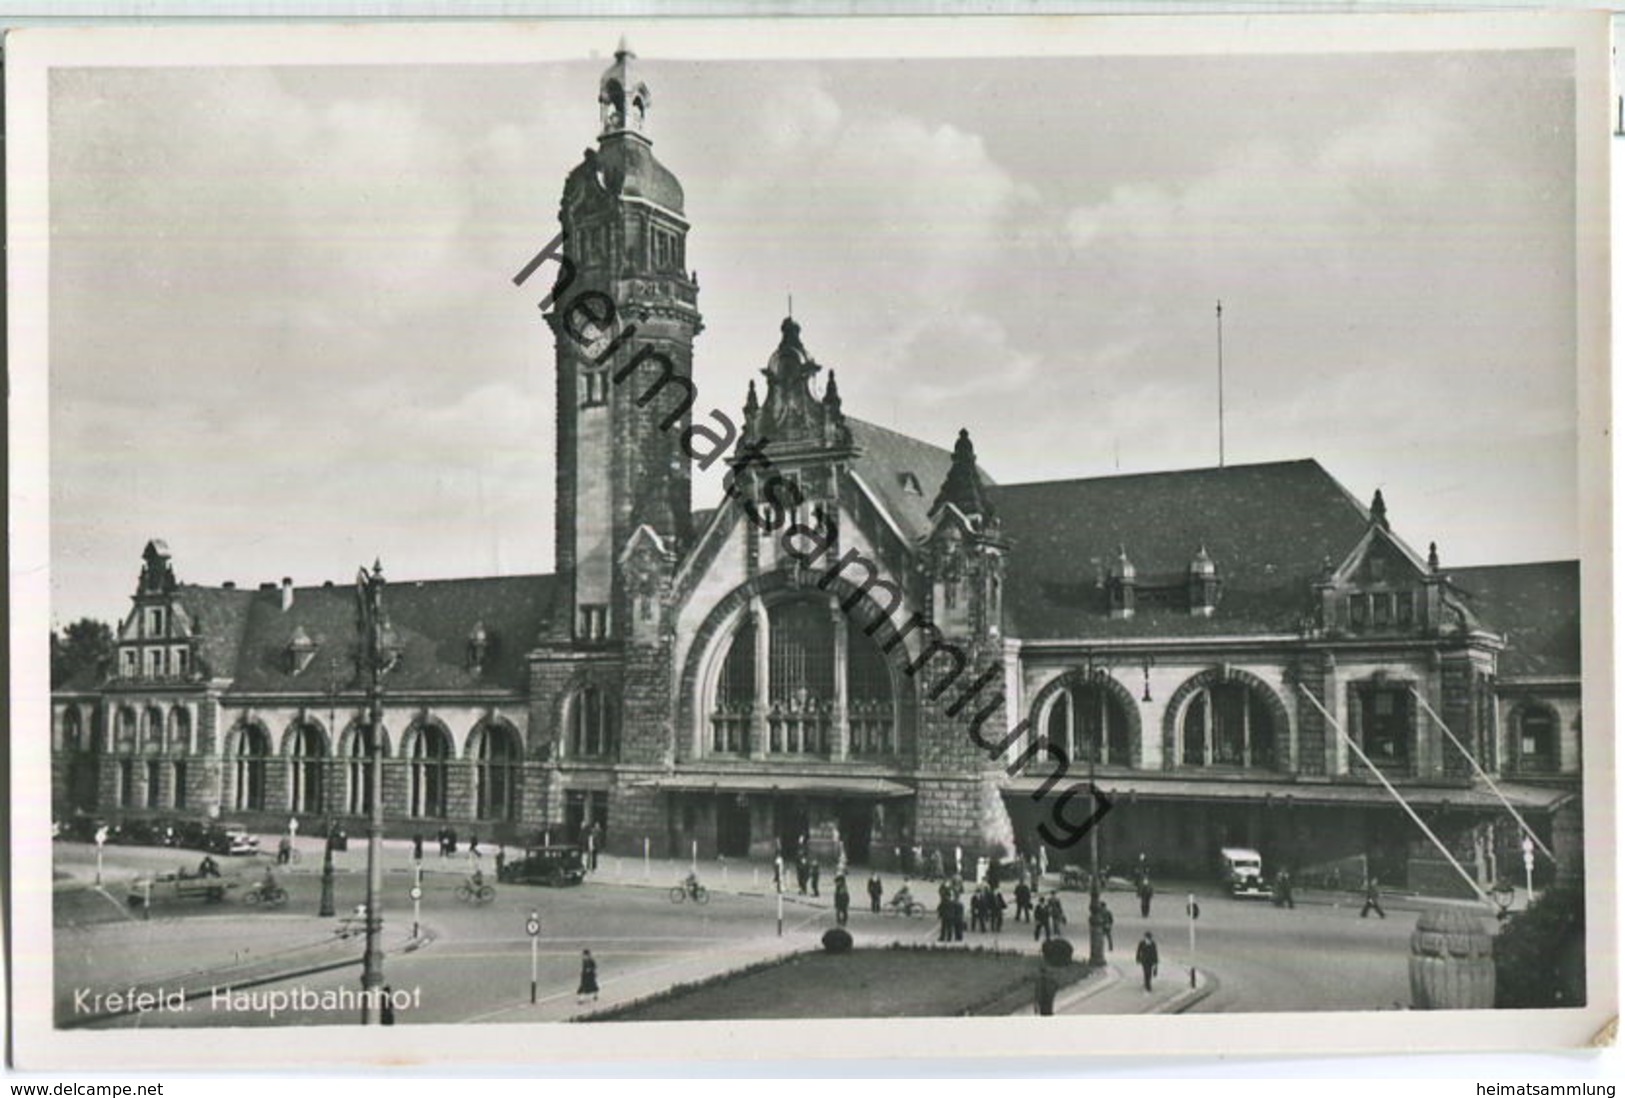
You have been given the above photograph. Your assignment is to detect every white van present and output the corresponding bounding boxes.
[1219,846,1269,898]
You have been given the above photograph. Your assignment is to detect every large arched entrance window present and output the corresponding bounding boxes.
[706,595,898,758]
[1044,679,1133,766]
[568,687,619,760]
[470,720,522,820]
[115,706,138,754]
[1515,704,1559,773]
[407,722,452,818]
[1179,680,1277,769]
[288,719,327,814]
[232,723,271,811]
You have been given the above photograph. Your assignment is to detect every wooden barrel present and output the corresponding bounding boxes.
[1409,907,1495,1009]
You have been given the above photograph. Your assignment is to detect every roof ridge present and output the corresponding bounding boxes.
[992,456,1326,492]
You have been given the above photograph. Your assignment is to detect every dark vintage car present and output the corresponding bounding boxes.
[497,845,586,887]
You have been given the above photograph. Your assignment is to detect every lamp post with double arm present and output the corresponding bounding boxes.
[356,560,388,1024]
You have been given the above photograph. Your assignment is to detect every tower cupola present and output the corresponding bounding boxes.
[599,37,651,138]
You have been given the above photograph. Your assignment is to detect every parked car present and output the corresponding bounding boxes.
[214,823,260,855]
[498,845,586,887]
[1219,846,1270,898]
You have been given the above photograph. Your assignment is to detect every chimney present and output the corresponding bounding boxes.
[280,577,294,612]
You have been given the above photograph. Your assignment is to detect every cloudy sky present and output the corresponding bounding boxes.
[47,40,1582,626]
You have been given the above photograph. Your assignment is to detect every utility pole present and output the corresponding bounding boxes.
[357,560,388,1024]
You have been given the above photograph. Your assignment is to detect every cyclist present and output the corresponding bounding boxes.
[683,870,701,900]
[891,880,915,911]
[470,865,486,891]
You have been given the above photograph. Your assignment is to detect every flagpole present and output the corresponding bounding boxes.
[1216,300,1225,468]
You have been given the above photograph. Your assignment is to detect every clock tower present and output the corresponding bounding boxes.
[548,40,702,645]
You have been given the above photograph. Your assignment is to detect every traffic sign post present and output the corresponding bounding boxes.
[1186,894,1201,989]
[410,865,423,940]
[526,911,541,1004]
[94,826,108,885]
[1522,836,1536,908]
[776,887,784,938]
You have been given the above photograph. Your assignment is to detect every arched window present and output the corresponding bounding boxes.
[115,706,138,754]
[1045,680,1132,766]
[1516,705,1558,773]
[142,706,165,754]
[707,595,898,758]
[61,706,83,752]
[569,687,618,760]
[232,724,271,811]
[766,600,833,754]
[1180,681,1276,769]
[408,722,452,818]
[345,721,388,816]
[289,719,326,814]
[848,619,895,757]
[167,706,191,755]
[471,720,522,820]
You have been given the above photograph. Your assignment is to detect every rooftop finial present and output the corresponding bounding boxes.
[1370,489,1389,530]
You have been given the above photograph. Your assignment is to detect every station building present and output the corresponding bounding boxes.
[52,44,1582,894]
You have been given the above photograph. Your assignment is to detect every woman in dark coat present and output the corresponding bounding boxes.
[577,949,599,1004]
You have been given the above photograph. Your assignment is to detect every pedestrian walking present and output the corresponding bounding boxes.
[1137,877,1154,918]
[952,894,966,942]
[1275,869,1296,910]
[587,821,602,870]
[495,846,506,879]
[834,875,850,926]
[1360,877,1387,919]
[1033,895,1052,942]
[380,985,396,1026]
[1049,893,1068,937]
[1135,932,1160,992]
[868,872,884,914]
[990,887,1006,932]
[810,861,821,898]
[970,888,986,933]
[1035,964,1058,1016]
[577,949,599,1004]
[1014,880,1033,923]
[1098,900,1115,951]
[469,830,481,858]
[412,832,424,862]
[937,895,955,942]
[927,849,945,881]
[796,856,809,895]
[277,834,292,865]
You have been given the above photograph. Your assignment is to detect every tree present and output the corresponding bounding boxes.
[1494,878,1586,1008]
[51,618,114,689]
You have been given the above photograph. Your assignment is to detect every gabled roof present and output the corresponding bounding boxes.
[846,417,993,544]
[225,574,562,695]
[992,459,1373,639]
[170,585,259,680]
[1447,561,1580,678]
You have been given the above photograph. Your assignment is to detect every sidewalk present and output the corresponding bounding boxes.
[1041,959,1214,1016]
[56,898,427,1028]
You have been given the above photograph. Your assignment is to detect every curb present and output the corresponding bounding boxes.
[1042,962,1120,1014]
[1151,967,1218,1014]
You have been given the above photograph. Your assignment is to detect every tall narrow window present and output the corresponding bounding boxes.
[146,759,162,808]
[232,724,270,812]
[1358,686,1412,773]
[290,720,326,815]
[570,687,618,760]
[172,760,188,809]
[409,724,452,818]
[1516,706,1558,773]
[472,721,522,820]
[712,619,754,754]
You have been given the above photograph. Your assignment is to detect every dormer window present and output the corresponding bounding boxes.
[898,472,923,497]
[146,607,166,637]
[286,626,318,675]
[467,622,490,673]
[121,650,138,679]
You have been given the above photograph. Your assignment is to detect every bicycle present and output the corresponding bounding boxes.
[886,894,925,918]
[455,880,496,904]
[669,881,710,905]
[243,880,288,906]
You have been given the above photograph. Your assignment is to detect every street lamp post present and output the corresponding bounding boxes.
[1086,754,1106,969]
[357,560,388,1024]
